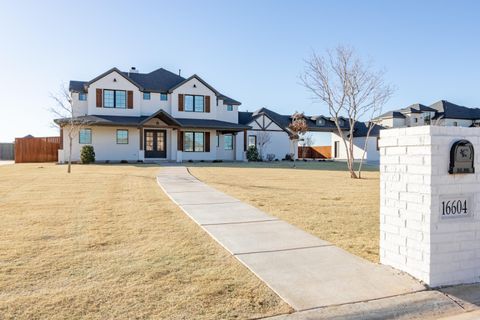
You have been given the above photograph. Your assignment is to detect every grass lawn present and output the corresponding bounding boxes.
[0,164,291,319]
[188,162,380,263]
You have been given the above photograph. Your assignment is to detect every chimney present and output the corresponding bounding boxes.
[129,67,138,74]
[178,69,181,76]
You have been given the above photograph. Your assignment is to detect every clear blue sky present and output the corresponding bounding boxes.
[1,0,480,142]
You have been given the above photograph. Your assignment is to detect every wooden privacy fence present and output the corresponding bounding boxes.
[298,146,332,159]
[0,143,15,160]
[15,137,61,163]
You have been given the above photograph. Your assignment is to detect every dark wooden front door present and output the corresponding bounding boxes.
[144,130,167,158]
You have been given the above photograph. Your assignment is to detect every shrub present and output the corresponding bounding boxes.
[246,146,259,161]
[80,145,95,164]
[284,153,294,161]
[266,154,275,161]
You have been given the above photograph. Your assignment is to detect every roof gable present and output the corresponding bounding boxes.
[86,67,143,90]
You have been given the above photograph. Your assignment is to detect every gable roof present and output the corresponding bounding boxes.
[69,67,241,105]
[376,110,406,119]
[86,67,144,90]
[351,122,385,137]
[429,100,480,120]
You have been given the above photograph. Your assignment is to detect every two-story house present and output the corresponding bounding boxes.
[374,100,480,128]
[55,67,250,162]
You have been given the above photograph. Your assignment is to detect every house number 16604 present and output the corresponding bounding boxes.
[442,200,468,216]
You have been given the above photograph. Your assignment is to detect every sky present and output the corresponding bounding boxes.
[1,0,480,143]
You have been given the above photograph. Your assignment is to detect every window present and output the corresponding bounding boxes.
[227,105,233,111]
[248,135,257,147]
[317,118,325,126]
[115,91,126,108]
[79,92,87,101]
[414,118,418,123]
[224,134,233,150]
[116,129,129,144]
[453,121,458,126]
[104,90,114,108]
[216,134,219,147]
[184,95,205,112]
[184,132,205,152]
[160,93,168,101]
[424,112,431,125]
[143,92,151,100]
[79,129,92,144]
[103,90,126,108]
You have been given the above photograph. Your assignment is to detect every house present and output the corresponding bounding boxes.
[239,108,383,163]
[55,67,250,163]
[375,100,480,128]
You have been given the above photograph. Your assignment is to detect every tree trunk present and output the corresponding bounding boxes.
[68,133,72,174]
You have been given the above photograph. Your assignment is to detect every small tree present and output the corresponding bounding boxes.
[50,84,91,173]
[80,145,95,164]
[288,112,309,168]
[256,131,271,160]
[301,46,394,178]
[300,133,314,159]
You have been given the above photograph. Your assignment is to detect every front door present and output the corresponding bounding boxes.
[144,130,167,158]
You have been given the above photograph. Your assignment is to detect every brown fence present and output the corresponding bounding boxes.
[298,146,332,159]
[15,137,61,163]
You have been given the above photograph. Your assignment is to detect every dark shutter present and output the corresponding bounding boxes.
[96,89,102,108]
[243,130,247,151]
[205,132,210,152]
[60,127,64,149]
[127,91,133,109]
[178,94,184,111]
[177,131,183,151]
[205,96,210,113]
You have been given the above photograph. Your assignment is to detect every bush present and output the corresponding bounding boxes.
[284,153,294,161]
[266,154,275,161]
[246,145,259,161]
[80,145,95,164]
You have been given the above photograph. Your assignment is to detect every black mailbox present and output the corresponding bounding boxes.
[449,140,475,174]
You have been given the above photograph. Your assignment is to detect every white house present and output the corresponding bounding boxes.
[56,67,250,163]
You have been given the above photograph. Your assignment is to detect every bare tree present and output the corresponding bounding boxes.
[288,112,309,168]
[300,133,314,159]
[256,131,272,160]
[301,46,394,178]
[50,84,90,173]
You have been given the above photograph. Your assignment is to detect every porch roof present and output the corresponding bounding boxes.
[54,114,251,131]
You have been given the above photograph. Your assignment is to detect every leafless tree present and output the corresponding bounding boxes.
[256,131,271,160]
[300,133,314,159]
[288,112,309,167]
[301,46,394,178]
[50,84,91,173]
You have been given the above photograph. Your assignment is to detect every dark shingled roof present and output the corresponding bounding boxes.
[54,114,250,131]
[351,122,385,137]
[430,100,480,120]
[376,110,406,119]
[400,103,436,114]
[69,67,241,105]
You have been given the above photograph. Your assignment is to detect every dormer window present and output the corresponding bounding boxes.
[317,118,325,126]
[227,105,233,111]
[338,119,345,126]
[143,92,151,100]
[79,92,87,101]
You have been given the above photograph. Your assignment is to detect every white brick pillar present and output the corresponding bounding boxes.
[380,126,480,287]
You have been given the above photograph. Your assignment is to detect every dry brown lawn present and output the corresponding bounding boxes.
[189,166,380,262]
[0,164,291,320]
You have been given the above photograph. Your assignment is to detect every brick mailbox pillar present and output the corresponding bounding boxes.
[379,126,480,287]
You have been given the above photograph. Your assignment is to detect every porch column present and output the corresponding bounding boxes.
[138,127,145,161]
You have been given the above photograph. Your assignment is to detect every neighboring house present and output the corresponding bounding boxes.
[55,67,249,162]
[375,100,480,128]
[239,108,382,163]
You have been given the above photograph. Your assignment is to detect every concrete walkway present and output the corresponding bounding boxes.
[157,167,425,311]
[0,160,14,166]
